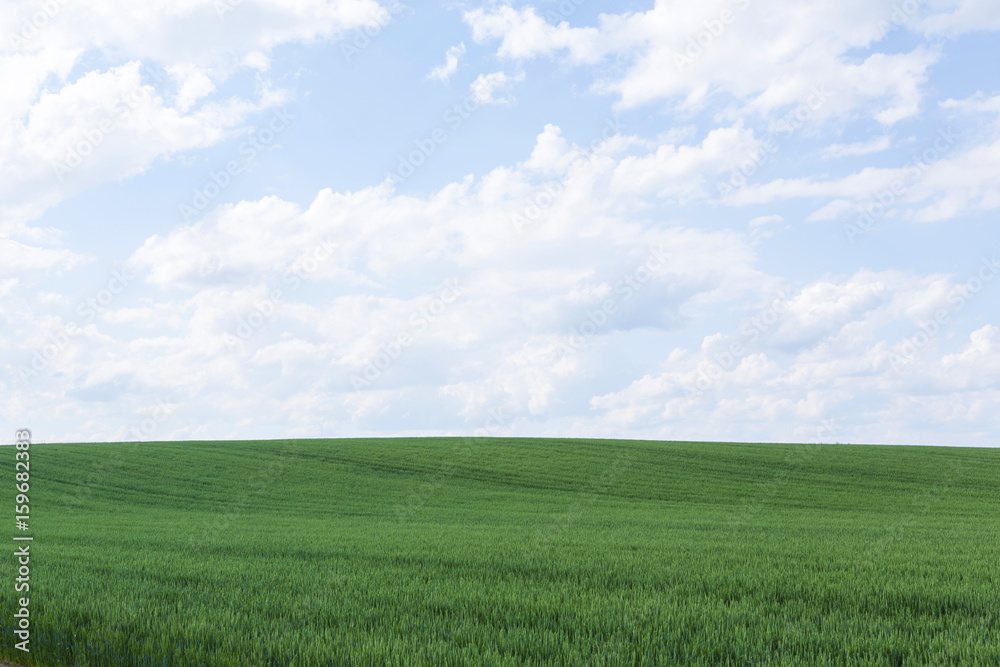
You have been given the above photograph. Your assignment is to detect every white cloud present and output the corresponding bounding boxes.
[469,70,525,104]
[522,124,574,173]
[427,42,466,82]
[747,214,784,242]
[0,238,88,276]
[822,135,892,158]
[942,325,1000,376]
[920,0,1000,36]
[2,61,284,234]
[2,1,998,448]
[1,0,384,267]
[587,270,1000,445]
[727,132,1000,224]
[167,63,217,113]
[940,91,1000,114]
[464,5,603,63]
[465,1,939,124]
[609,122,762,203]
[3,0,389,67]
[749,214,782,228]
[14,122,994,445]
[6,125,772,440]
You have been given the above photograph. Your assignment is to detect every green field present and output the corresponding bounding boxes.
[2,437,998,666]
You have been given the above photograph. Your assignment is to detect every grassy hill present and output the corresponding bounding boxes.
[3,437,998,665]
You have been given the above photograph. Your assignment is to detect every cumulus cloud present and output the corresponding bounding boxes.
[0,238,88,277]
[3,61,284,233]
[465,0,940,123]
[1,0,388,288]
[3,1,998,448]
[587,269,1000,445]
[464,5,604,63]
[8,118,997,445]
[7,125,769,439]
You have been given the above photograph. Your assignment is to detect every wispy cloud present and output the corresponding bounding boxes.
[427,43,466,82]
[469,70,525,104]
[822,136,892,159]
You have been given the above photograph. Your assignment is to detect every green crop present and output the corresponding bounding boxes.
[1,438,997,665]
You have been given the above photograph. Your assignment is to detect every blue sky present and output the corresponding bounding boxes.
[2,0,998,445]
